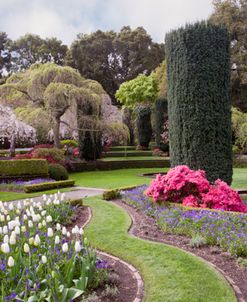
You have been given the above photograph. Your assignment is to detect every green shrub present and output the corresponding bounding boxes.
[24,180,75,193]
[189,235,207,248]
[136,106,152,148]
[165,21,232,184]
[48,163,69,181]
[32,148,65,163]
[154,98,168,151]
[102,189,121,200]
[60,140,78,148]
[0,159,48,178]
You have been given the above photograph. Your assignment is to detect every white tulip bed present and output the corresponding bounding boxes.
[0,194,102,302]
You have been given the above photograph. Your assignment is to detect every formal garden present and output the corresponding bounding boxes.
[0,2,247,301]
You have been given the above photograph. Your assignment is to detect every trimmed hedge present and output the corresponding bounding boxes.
[105,151,152,157]
[0,159,49,178]
[68,159,170,172]
[165,21,232,184]
[154,98,168,151]
[24,180,75,193]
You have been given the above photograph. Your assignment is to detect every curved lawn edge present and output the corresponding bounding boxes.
[84,196,237,302]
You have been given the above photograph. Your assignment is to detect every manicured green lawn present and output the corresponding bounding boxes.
[70,168,168,189]
[231,168,247,189]
[84,196,236,302]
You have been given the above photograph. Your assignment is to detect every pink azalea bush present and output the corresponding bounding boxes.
[146,165,247,213]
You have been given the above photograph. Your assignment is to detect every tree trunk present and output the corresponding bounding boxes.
[9,134,15,157]
[53,118,61,148]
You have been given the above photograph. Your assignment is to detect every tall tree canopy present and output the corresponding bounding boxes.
[9,34,68,73]
[210,0,247,111]
[67,26,165,103]
[0,32,11,79]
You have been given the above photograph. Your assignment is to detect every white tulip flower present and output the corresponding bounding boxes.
[0,215,5,222]
[3,225,8,234]
[41,255,47,264]
[7,256,15,267]
[34,234,41,246]
[9,235,16,245]
[38,223,42,229]
[74,241,81,253]
[0,227,2,234]
[8,203,14,211]
[23,214,28,221]
[66,232,70,238]
[56,223,61,231]
[21,226,26,233]
[62,227,67,235]
[47,228,53,237]
[46,215,52,223]
[14,226,20,235]
[16,209,21,215]
[55,235,60,244]
[79,228,84,235]
[17,202,22,209]
[6,215,10,221]
[43,194,47,201]
[29,237,34,245]
[41,210,46,216]
[24,243,30,253]
[72,226,79,234]
[28,221,33,228]
[62,242,68,253]
[1,243,10,253]
[3,235,9,243]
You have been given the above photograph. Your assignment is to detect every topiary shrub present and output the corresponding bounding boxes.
[136,106,152,148]
[48,163,69,181]
[60,140,78,148]
[165,21,232,184]
[154,98,168,151]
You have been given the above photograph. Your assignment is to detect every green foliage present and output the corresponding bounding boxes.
[0,159,48,178]
[136,106,152,148]
[104,122,130,145]
[102,189,121,200]
[154,98,168,151]
[151,60,167,98]
[67,26,164,103]
[210,0,247,111]
[33,148,65,163]
[60,139,78,147]
[24,179,75,193]
[115,74,158,107]
[232,107,247,152]
[165,21,232,184]
[189,235,207,248]
[48,163,69,180]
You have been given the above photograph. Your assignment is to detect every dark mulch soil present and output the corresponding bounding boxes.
[68,205,139,302]
[114,200,247,302]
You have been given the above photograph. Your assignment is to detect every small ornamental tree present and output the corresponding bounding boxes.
[165,22,232,184]
[116,74,158,148]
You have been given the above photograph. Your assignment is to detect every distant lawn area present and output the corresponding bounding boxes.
[1,167,246,202]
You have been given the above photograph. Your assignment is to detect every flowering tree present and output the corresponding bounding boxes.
[0,105,36,156]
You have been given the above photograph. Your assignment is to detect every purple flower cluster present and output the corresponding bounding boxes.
[121,185,247,257]
[13,178,55,186]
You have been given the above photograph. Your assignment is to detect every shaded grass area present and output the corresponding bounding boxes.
[231,168,247,189]
[84,197,236,302]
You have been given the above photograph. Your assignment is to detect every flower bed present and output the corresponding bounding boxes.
[0,194,106,301]
[121,185,247,257]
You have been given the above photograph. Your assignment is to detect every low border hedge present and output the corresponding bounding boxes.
[0,159,49,178]
[69,159,170,172]
[24,180,75,193]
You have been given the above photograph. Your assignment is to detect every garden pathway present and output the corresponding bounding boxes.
[4,187,105,207]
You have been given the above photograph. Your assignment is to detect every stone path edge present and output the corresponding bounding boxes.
[114,201,245,302]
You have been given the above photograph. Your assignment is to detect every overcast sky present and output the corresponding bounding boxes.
[0,0,214,45]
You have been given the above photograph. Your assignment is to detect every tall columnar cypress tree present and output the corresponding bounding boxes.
[154,98,168,151]
[136,106,152,148]
[165,21,232,184]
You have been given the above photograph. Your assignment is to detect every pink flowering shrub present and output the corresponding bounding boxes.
[146,165,247,213]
